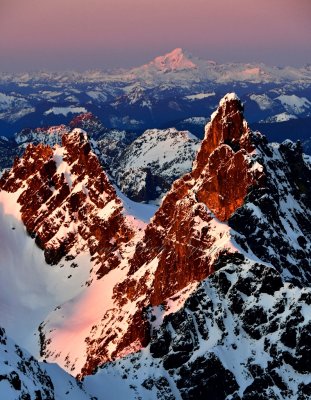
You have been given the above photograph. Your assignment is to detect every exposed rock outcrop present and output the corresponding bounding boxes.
[128,93,264,301]
[0,128,135,271]
[76,94,265,375]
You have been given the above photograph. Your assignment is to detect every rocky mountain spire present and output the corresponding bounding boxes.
[128,93,264,301]
[193,92,261,221]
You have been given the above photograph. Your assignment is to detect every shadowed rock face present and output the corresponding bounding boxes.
[0,326,93,399]
[0,129,134,269]
[95,262,311,400]
[0,327,55,399]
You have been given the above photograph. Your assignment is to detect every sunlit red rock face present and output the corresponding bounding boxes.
[0,129,134,272]
[129,93,264,303]
[193,94,254,173]
[193,93,259,221]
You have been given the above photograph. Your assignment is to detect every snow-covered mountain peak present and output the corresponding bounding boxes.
[209,91,243,127]
[149,47,197,72]
[219,91,240,106]
[15,124,70,147]
[113,127,200,202]
[62,127,88,146]
[13,112,105,149]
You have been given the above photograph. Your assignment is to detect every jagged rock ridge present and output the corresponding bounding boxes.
[11,112,138,174]
[127,93,263,300]
[0,128,136,271]
[0,124,158,376]
[15,124,70,147]
[80,95,311,399]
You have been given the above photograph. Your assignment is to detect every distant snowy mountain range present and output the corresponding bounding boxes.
[2,48,311,85]
[0,48,310,152]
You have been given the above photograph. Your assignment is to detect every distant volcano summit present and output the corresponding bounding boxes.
[149,48,197,72]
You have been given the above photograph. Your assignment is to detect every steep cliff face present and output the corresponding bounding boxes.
[193,93,254,174]
[0,127,155,376]
[80,95,311,398]
[128,93,264,302]
[1,113,139,191]
[229,138,311,285]
[126,93,311,306]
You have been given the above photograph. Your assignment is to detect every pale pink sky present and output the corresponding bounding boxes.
[0,0,310,71]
